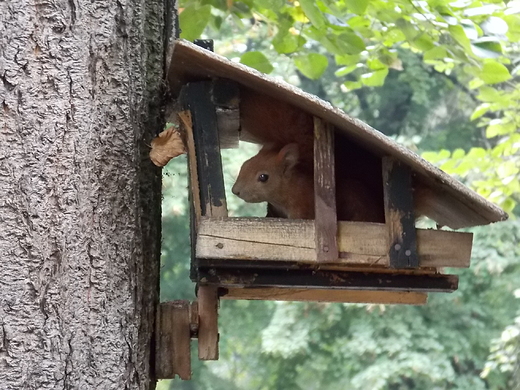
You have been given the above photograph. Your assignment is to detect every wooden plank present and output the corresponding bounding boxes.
[196,217,472,268]
[382,156,419,268]
[180,81,228,218]
[179,110,201,281]
[197,286,219,360]
[155,301,191,380]
[313,117,338,262]
[220,287,428,305]
[199,268,459,293]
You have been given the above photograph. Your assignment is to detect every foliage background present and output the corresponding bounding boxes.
[159,0,520,388]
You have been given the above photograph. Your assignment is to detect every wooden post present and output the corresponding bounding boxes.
[197,286,220,360]
[180,80,226,361]
[382,156,419,268]
[155,301,192,380]
[313,117,338,262]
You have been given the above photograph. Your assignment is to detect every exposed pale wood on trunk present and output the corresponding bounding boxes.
[313,117,339,262]
[382,157,419,268]
[220,288,428,305]
[156,302,192,380]
[196,217,472,268]
[197,286,219,360]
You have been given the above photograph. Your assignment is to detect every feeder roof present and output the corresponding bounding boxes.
[168,39,508,229]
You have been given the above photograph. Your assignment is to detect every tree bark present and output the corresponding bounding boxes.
[0,0,164,388]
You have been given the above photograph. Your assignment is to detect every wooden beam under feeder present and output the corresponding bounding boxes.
[198,267,459,293]
[219,288,428,305]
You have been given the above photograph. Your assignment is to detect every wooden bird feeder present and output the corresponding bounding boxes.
[155,39,508,380]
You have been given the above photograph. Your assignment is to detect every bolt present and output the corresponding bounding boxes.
[394,244,401,251]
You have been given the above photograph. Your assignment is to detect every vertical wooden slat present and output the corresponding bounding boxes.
[180,81,228,218]
[179,110,201,281]
[313,117,339,262]
[155,301,191,380]
[197,286,219,360]
[382,156,419,268]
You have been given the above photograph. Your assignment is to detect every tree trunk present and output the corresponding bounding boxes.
[0,0,165,388]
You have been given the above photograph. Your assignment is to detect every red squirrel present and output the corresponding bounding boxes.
[235,88,444,225]
[231,143,385,222]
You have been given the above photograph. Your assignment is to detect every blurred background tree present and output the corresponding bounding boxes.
[159,0,520,388]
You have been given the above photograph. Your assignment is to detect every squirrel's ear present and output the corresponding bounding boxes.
[278,143,299,170]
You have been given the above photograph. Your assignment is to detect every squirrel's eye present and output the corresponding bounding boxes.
[258,174,269,183]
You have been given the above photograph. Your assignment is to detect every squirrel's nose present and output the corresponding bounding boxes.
[232,185,240,196]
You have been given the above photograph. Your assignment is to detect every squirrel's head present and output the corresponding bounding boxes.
[232,143,300,204]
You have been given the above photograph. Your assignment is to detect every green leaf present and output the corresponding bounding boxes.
[471,39,503,59]
[240,51,274,74]
[452,148,465,159]
[468,78,485,89]
[299,0,327,29]
[396,18,418,41]
[479,61,512,84]
[179,5,212,41]
[367,58,386,70]
[273,32,306,54]
[467,147,487,158]
[449,25,471,51]
[470,104,491,120]
[294,53,329,79]
[336,33,366,54]
[411,34,435,51]
[335,54,360,66]
[477,86,502,102]
[486,120,516,138]
[423,46,448,61]
[360,68,389,87]
[254,0,285,11]
[335,64,358,76]
[342,80,362,91]
[345,0,369,15]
